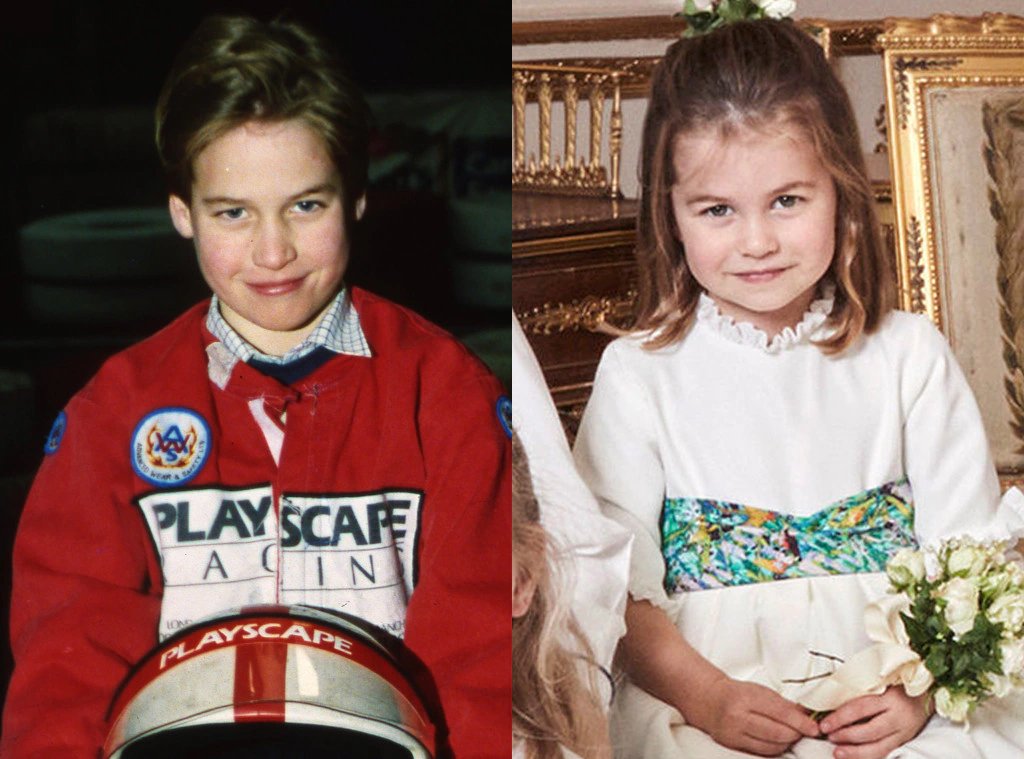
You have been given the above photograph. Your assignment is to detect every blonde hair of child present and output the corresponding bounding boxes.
[512,433,610,759]
[634,18,895,353]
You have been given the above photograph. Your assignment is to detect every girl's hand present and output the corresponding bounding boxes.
[819,686,931,759]
[689,675,821,756]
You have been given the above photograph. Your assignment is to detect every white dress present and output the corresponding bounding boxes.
[573,293,1024,759]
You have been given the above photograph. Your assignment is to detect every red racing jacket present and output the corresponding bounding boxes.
[1,288,511,759]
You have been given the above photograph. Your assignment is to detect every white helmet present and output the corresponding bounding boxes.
[103,604,435,758]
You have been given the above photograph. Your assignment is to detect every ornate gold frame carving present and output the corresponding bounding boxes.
[515,57,659,101]
[880,13,1024,324]
[879,13,1024,486]
[802,19,886,57]
[512,62,624,197]
[513,16,887,57]
[516,291,636,336]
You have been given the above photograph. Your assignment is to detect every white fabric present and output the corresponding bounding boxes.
[512,313,632,690]
[797,593,934,711]
[573,303,1024,759]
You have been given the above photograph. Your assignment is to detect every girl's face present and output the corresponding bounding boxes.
[670,124,837,337]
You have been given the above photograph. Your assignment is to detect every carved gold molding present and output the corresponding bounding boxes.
[513,62,624,198]
[514,16,887,57]
[516,291,637,336]
[514,57,659,100]
[802,19,886,57]
[880,12,1024,477]
[879,14,1024,329]
[512,15,685,45]
[889,57,963,129]
[879,13,1024,47]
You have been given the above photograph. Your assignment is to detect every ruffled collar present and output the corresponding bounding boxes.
[695,283,835,354]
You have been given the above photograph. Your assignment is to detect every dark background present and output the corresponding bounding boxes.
[0,0,509,720]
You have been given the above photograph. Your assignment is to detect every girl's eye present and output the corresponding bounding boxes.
[773,195,800,209]
[294,199,323,213]
[702,204,731,218]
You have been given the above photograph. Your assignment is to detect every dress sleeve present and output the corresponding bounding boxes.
[402,349,511,759]
[573,341,672,610]
[1,393,161,759]
[511,316,630,676]
[901,316,1024,544]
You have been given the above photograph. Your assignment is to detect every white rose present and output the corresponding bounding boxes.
[887,548,926,590]
[982,569,1014,598]
[947,543,988,577]
[938,577,979,637]
[989,592,1024,633]
[756,0,797,19]
[1004,560,1024,587]
[1000,638,1024,677]
[985,673,1014,698]
[934,686,973,722]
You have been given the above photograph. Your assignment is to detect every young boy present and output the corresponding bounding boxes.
[1,15,510,759]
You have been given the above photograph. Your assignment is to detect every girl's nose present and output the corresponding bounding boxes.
[739,215,779,258]
[252,220,297,270]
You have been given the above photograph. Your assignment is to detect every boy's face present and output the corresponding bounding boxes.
[169,119,355,356]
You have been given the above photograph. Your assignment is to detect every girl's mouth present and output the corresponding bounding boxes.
[733,267,789,283]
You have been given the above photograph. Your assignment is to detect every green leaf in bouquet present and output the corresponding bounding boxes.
[959,614,1004,671]
[901,611,931,652]
[950,647,975,682]
[925,646,950,680]
[925,615,947,640]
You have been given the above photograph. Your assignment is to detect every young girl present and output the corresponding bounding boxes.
[573,18,1024,759]
[514,432,612,759]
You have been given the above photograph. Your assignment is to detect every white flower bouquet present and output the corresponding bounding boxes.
[677,0,797,38]
[885,538,1024,721]
[798,537,1024,724]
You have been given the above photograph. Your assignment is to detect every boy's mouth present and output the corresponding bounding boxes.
[247,277,305,296]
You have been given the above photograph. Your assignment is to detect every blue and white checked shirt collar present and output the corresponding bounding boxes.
[206,288,371,366]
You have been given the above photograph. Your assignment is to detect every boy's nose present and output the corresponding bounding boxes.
[739,215,778,258]
[252,220,297,269]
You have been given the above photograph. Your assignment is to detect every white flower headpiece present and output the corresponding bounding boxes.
[678,0,797,38]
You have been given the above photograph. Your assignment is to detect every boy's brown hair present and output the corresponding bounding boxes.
[155,15,370,213]
[635,18,895,353]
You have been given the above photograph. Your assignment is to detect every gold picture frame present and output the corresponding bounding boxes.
[879,13,1024,488]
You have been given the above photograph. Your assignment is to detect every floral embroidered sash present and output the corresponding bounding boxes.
[661,479,916,592]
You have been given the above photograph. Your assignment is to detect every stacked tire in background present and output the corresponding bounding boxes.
[19,207,205,327]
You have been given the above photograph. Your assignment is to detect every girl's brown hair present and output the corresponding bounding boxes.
[635,18,894,352]
[512,433,610,759]
[155,15,369,213]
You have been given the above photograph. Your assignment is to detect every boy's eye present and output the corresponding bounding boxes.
[701,204,732,218]
[294,199,323,213]
[217,207,246,221]
[773,194,800,209]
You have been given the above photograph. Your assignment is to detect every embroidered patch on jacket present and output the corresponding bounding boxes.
[131,407,211,487]
[661,478,916,592]
[497,395,512,439]
[44,410,67,455]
